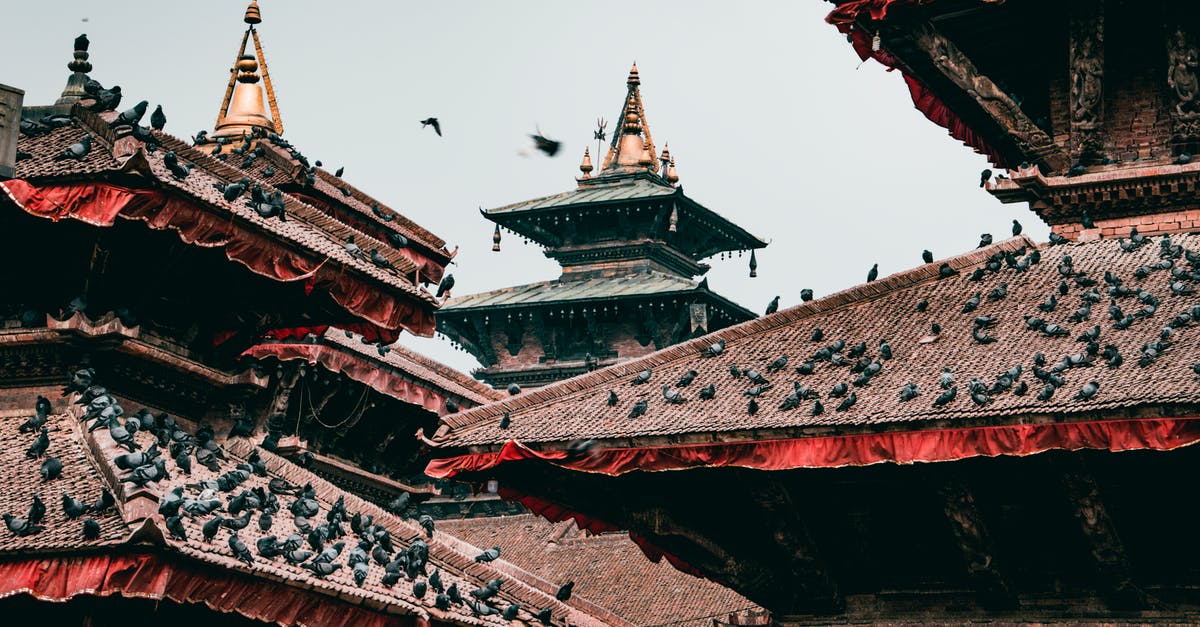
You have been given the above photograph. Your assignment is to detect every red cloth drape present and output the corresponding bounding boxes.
[241,341,454,414]
[825,1,1008,166]
[0,179,435,337]
[426,417,1200,479]
[0,553,412,627]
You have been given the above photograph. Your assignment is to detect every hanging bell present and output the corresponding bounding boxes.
[492,224,502,252]
[749,250,758,278]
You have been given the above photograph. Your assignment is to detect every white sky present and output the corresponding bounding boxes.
[1,1,1046,376]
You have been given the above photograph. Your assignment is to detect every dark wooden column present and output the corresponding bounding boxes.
[1069,0,1106,161]
[937,475,1017,610]
[749,479,844,615]
[1055,454,1153,610]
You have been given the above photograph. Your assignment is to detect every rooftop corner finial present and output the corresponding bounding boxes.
[579,147,593,179]
[245,0,263,25]
[627,62,640,87]
[666,156,679,185]
[56,33,93,104]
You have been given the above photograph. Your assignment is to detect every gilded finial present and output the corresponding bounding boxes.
[627,62,640,87]
[659,143,671,177]
[244,0,262,25]
[666,156,679,185]
[68,33,92,74]
[579,147,593,178]
[236,55,261,83]
[638,138,654,167]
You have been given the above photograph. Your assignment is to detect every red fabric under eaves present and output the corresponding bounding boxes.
[0,553,415,627]
[828,2,1008,167]
[426,416,1200,479]
[0,179,434,338]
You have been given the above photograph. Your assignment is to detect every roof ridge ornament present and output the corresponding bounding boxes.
[213,1,282,138]
[602,62,657,171]
[56,33,93,105]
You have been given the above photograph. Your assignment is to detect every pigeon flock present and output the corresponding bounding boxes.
[1,368,568,625]
[453,229,1200,447]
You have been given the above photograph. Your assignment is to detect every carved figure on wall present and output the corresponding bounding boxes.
[1072,36,1104,127]
[1168,27,1200,118]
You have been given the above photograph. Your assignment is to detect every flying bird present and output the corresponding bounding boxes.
[420,118,442,136]
[529,129,562,156]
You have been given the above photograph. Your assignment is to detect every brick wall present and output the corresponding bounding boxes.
[1052,207,1200,241]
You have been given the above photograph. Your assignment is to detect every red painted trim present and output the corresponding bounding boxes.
[426,417,1200,479]
[0,179,434,337]
[0,553,415,627]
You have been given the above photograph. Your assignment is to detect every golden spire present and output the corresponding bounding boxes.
[602,62,657,171]
[214,1,283,138]
[578,146,593,179]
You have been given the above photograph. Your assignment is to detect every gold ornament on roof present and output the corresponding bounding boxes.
[244,0,262,24]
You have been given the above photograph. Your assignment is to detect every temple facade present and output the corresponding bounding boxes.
[437,65,764,388]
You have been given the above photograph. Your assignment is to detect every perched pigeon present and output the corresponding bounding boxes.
[150,104,166,130]
[867,264,879,282]
[474,546,501,563]
[53,134,92,161]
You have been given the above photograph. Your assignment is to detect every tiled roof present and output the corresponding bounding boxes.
[433,234,1200,448]
[0,411,129,554]
[321,329,503,404]
[12,109,441,312]
[485,175,678,215]
[234,143,450,258]
[442,271,745,313]
[439,514,760,627]
[0,393,606,626]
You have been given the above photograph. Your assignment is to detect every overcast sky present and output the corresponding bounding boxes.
[1,1,1046,375]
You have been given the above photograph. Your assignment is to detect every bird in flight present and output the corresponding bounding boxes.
[421,118,441,136]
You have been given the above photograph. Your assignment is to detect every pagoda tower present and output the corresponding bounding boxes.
[437,65,765,388]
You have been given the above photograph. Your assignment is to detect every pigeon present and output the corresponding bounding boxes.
[978,233,993,248]
[436,274,455,298]
[899,383,920,402]
[628,399,648,419]
[420,118,442,136]
[202,516,225,543]
[835,392,857,412]
[1177,152,1193,165]
[150,104,166,130]
[62,492,88,519]
[962,293,981,313]
[110,100,148,128]
[507,383,521,395]
[700,338,726,357]
[446,399,460,413]
[932,386,957,407]
[498,412,511,429]
[630,368,652,385]
[922,250,934,264]
[343,235,366,260]
[369,249,395,271]
[162,150,191,179]
[41,456,63,481]
[82,518,101,540]
[1012,220,1023,236]
[3,514,44,537]
[502,604,521,620]
[698,384,716,400]
[811,328,824,342]
[537,608,553,625]
[302,561,341,577]
[53,134,92,161]
[801,288,814,302]
[530,130,561,156]
[334,166,344,178]
[475,546,501,563]
[867,264,878,282]
[938,263,958,279]
[979,169,992,187]
[607,390,619,407]
[1081,210,1095,229]
[765,296,780,315]
[26,425,49,458]
[1076,381,1100,400]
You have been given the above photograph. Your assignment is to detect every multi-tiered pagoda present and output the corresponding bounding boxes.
[437,65,765,388]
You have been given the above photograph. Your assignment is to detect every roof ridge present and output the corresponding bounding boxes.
[437,235,1038,435]
[311,167,448,254]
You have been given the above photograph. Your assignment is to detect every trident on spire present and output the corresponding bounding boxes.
[594,117,608,162]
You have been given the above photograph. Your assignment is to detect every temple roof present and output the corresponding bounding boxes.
[440,270,753,319]
[0,406,606,626]
[440,514,761,627]
[486,172,677,215]
[429,232,1200,452]
[8,105,441,338]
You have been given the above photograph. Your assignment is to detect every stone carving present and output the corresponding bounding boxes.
[1167,25,1200,140]
[1069,0,1105,158]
